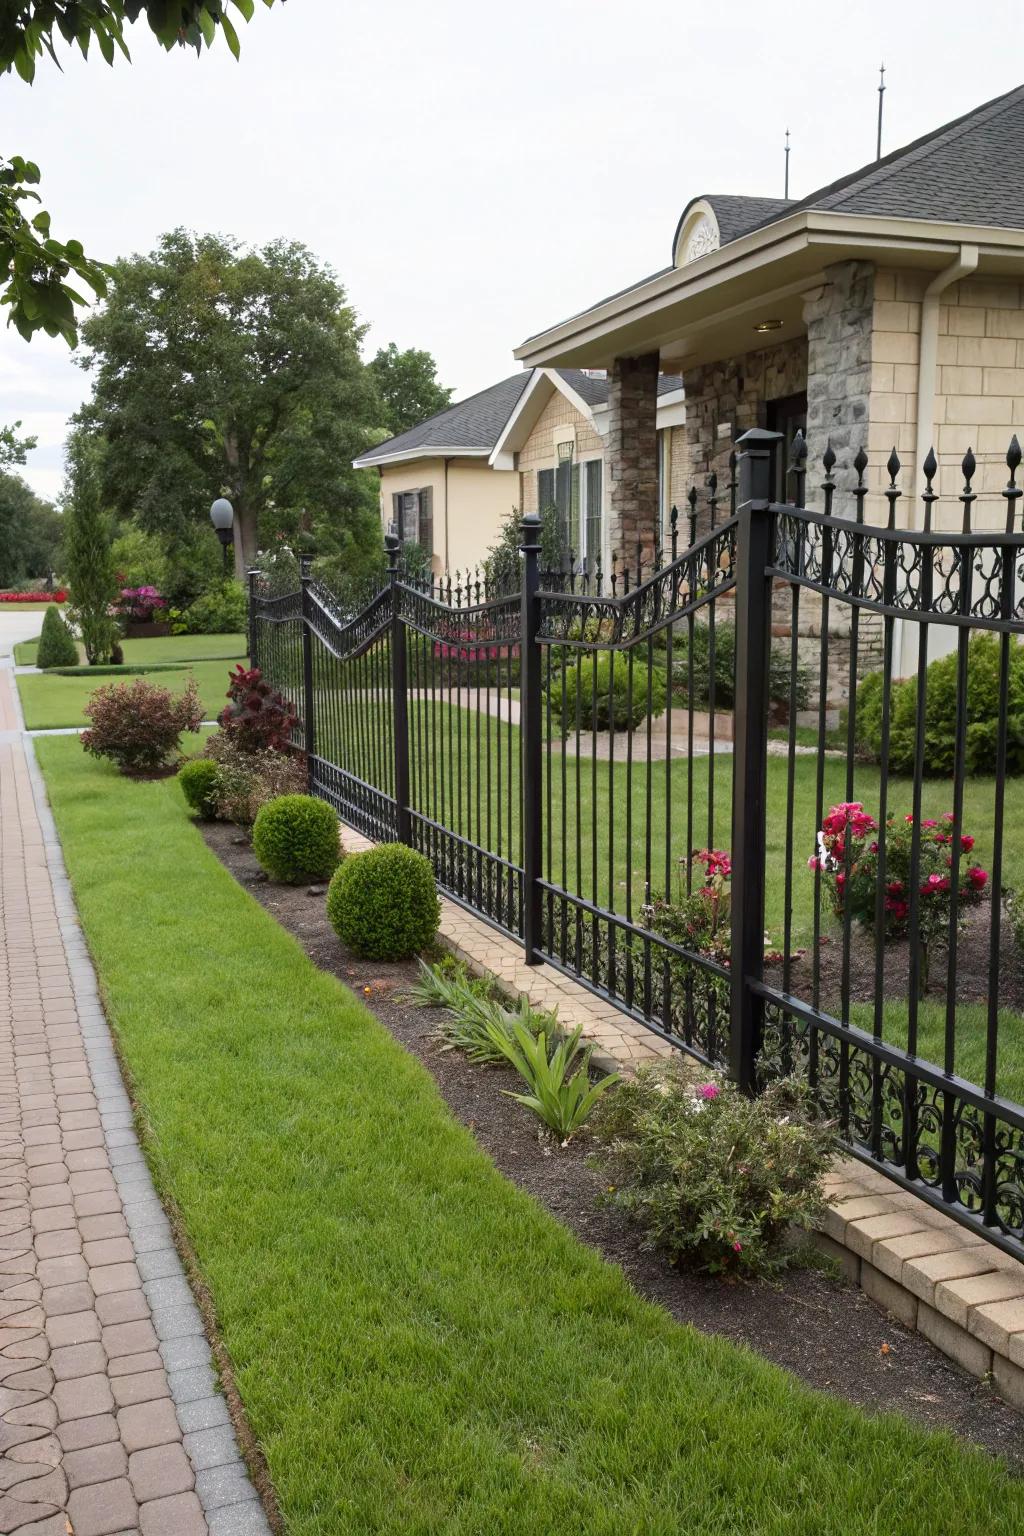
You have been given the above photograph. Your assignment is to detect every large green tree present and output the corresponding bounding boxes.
[0,473,62,587]
[1,2,277,346]
[75,230,383,575]
[368,343,453,437]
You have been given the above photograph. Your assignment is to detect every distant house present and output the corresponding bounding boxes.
[354,367,684,577]
[514,82,1024,672]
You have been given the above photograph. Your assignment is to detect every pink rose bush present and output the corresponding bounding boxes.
[811,803,988,990]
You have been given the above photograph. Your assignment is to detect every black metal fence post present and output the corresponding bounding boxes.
[247,567,260,669]
[520,513,543,964]
[386,534,412,846]
[730,428,781,1093]
[299,556,316,792]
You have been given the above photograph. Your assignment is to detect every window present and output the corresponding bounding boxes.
[391,487,433,556]
[536,460,602,570]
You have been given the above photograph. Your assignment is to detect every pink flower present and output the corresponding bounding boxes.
[961,835,975,852]
[922,818,938,829]
[732,1241,742,1253]
[966,866,988,890]
[696,1083,720,1101]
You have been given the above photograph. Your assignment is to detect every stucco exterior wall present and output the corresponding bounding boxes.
[371,458,519,574]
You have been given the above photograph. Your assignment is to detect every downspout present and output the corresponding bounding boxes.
[899,243,979,674]
[443,457,451,573]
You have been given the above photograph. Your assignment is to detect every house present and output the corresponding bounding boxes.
[354,367,684,579]
[513,84,1024,671]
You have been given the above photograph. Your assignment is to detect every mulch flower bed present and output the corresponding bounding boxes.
[203,820,1024,1469]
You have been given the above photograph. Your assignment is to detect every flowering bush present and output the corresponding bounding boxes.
[590,1067,833,1277]
[0,589,67,602]
[217,665,298,754]
[82,677,202,776]
[811,802,989,988]
[114,586,167,624]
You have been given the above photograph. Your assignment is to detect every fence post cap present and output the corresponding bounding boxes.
[736,428,783,450]
[519,512,543,550]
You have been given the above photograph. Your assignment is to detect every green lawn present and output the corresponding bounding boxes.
[34,735,1024,1535]
[0,599,66,611]
[17,657,242,729]
[14,631,247,666]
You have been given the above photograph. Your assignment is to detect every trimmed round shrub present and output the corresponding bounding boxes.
[546,652,667,733]
[326,843,440,959]
[36,605,78,668]
[854,634,1024,776]
[252,794,341,884]
[178,758,220,820]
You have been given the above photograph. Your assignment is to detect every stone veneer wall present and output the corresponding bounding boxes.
[803,260,875,497]
[681,336,807,527]
[606,353,660,568]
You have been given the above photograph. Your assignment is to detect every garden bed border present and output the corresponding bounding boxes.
[334,815,1024,1412]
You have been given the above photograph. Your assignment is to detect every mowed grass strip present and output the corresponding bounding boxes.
[14,631,247,666]
[17,657,242,729]
[34,736,1024,1536]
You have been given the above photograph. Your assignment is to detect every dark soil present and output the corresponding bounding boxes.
[765,897,1024,1013]
[203,820,1024,1470]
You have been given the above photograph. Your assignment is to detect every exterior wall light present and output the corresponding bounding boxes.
[753,319,784,333]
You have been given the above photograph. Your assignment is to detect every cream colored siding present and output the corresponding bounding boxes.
[869,270,1024,529]
[518,390,605,515]
[372,458,518,574]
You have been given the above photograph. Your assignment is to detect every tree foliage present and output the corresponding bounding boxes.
[368,343,453,437]
[63,442,119,663]
[75,230,383,577]
[1,2,277,345]
[0,471,62,588]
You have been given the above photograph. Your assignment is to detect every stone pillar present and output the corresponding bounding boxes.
[606,352,660,576]
[803,260,875,497]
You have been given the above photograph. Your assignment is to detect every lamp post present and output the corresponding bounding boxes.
[210,498,234,576]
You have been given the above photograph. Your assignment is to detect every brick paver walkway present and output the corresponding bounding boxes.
[0,662,268,1536]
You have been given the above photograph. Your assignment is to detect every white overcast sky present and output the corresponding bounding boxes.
[2,0,1022,502]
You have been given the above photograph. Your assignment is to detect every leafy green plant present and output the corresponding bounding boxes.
[854,634,1024,776]
[178,757,220,820]
[326,843,440,960]
[36,603,77,667]
[547,653,667,733]
[669,621,809,712]
[205,736,308,826]
[590,1069,833,1277]
[485,1018,619,1141]
[252,794,341,884]
[181,580,248,635]
[408,959,556,1064]
[63,444,119,664]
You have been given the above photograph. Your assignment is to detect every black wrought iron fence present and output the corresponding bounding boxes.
[251,428,1024,1262]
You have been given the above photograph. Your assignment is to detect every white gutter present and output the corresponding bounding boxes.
[898,243,979,677]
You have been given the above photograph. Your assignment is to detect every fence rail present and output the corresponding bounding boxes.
[251,428,1024,1261]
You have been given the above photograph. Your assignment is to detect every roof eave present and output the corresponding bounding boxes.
[514,210,1024,369]
[352,446,493,470]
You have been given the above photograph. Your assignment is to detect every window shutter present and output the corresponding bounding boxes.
[419,486,433,556]
[391,492,402,537]
[537,468,555,509]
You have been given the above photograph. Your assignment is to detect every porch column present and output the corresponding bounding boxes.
[606,352,660,578]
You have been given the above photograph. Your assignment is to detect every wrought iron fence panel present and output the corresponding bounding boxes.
[249,431,1024,1262]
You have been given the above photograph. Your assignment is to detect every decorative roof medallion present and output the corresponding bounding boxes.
[684,216,720,263]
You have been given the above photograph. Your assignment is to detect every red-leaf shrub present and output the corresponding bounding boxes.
[82,677,203,776]
[218,665,298,754]
[0,590,67,602]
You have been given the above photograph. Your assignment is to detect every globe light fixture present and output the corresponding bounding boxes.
[210,497,234,574]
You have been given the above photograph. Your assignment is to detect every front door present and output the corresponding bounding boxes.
[766,392,808,502]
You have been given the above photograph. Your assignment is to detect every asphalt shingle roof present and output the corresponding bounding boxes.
[356,369,683,465]
[356,373,532,464]
[758,82,1024,231]
[522,86,1024,347]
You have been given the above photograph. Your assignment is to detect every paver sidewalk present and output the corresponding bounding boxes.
[0,663,269,1536]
